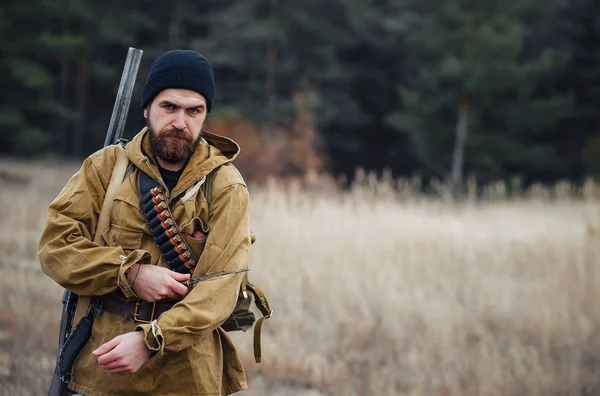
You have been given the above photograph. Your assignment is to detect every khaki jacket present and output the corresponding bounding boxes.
[38,128,251,395]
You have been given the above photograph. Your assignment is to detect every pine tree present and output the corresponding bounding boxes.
[386,0,571,194]
[0,0,77,155]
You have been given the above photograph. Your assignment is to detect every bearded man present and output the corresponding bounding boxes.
[38,50,251,395]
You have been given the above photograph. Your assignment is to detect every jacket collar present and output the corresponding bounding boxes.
[126,127,241,195]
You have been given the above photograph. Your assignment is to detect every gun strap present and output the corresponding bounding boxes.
[93,145,129,245]
[71,144,131,332]
[139,172,198,274]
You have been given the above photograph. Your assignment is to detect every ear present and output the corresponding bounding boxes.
[143,108,148,119]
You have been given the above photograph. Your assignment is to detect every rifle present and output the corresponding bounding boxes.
[48,47,143,396]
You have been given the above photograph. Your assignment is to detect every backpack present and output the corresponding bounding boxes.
[120,141,272,363]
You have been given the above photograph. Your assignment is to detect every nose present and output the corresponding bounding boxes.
[171,111,186,130]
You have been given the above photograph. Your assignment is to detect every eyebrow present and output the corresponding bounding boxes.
[159,101,205,111]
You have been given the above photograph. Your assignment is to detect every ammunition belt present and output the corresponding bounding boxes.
[139,172,198,274]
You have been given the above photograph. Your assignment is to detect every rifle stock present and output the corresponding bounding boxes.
[48,291,77,396]
[48,47,143,396]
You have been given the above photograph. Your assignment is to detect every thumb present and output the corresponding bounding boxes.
[167,269,191,281]
[92,336,120,356]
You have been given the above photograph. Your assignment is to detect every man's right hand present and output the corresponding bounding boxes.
[127,264,190,302]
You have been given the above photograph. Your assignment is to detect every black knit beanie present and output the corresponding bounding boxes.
[141,50,216,112]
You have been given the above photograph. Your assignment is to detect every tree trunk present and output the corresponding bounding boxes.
[74,39,90,156]
[59,16,71,155]
[451,92,469,199]
[450,2,474,200]
[266,0,278,118]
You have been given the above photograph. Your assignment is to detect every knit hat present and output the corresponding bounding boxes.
[141,49,216,112]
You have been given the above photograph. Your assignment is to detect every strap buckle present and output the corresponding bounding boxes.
[133,300,156,323]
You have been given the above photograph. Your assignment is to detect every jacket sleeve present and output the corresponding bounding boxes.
[136,182,251,355]
[38,150,149,298]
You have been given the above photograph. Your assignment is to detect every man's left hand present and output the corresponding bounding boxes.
[93,331,152,375]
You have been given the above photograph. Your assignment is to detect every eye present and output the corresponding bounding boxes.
[163,104,175,110]
[188,108,203,115]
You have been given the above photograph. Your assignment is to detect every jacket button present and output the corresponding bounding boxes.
[112,234,117,242]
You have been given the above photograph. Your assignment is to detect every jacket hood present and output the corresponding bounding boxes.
[125,127,241,194]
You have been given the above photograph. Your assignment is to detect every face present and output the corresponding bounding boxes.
[145,88,208,164]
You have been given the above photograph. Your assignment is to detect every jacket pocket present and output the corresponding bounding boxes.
[182,233,208,259]
[179,216,209,259]
[102,223,144,250]
[180,216,209,235]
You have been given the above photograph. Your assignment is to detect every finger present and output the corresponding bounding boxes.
[167,269,191,282]
[170,280,189,296]
[102,360,128,371]
[93,337,120,356]
[162,288,182,300]
[97,351,120,366]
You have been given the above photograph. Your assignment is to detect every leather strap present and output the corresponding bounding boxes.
[246,282,272,363]
[253,316,267,363]
[73,144,130,332]
[94,144,129,245]
[101,294,174,323]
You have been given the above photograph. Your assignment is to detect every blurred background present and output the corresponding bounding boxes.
[3,1,600,395]
[3,0,600,191]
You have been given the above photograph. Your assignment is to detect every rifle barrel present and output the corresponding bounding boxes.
[104,47,144,147]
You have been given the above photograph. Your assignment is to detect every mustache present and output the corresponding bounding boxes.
[160,128,192,140]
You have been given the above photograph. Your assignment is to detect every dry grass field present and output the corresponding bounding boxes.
[1,158,600,395]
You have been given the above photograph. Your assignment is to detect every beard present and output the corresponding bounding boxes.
[147,121,203,164]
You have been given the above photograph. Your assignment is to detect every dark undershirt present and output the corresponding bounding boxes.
[158,164,184,192]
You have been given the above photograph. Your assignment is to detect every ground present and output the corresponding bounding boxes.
[1,158,600,395]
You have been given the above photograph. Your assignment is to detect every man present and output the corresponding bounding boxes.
[38,50,251,395]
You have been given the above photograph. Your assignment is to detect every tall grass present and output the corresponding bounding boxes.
[1,159,599,395]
